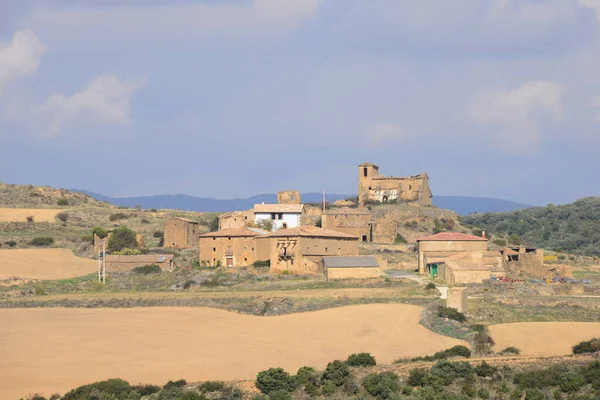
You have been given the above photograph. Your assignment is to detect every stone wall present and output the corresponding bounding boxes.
[358,163,432,206]
[164,219,199,248]
[446,287,468,312]
[277,190,301,204]
[199,235,269,267]
[326,267,380,280]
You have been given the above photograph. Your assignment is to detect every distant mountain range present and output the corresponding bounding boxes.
[75,190,532,215]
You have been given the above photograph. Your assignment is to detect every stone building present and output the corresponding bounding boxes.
[199,227,270,267]
[323,256,380,279]
[433,250,504,285]
[416,232,489,275]
[254,203,304,231]
[358,162,432,206]
[164,218,200,248]
[322,207,372,241]
[500,247,572,279]
[277,190,301,204]
[268,226,359,275]
[105,254,174,272]
[218,210,253,230]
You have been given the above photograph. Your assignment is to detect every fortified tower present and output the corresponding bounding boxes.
[358,162,379,206]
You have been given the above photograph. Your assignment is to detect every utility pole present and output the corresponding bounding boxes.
[102,239,106,284]
[322,190,326,214]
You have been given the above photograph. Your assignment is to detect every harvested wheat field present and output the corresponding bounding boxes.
[0,249,97,280]
[0,304,465,399]
[0,207,62,222]
[490,322,600,356]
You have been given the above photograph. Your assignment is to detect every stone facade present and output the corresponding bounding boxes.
[277,190,301,204]
[323,256,380,279]
[199,228,270,267]
[218,211,253,230]
[358,162,432,207]
[105,254,174,272]
[417,232,489,274]
[446,287,468,312]
[435,251,504,285]
[268,226,359,275]
[164,218,200,248]
[322,207,372,241]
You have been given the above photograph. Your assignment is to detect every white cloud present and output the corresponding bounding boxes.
[364,124,403,146]
[467,81,564,153]
[580,0,600,22]
[35,74,144,137]
[0,30,45,94]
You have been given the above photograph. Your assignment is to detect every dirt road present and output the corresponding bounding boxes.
[0,249,97,280]
[0,304,465,399]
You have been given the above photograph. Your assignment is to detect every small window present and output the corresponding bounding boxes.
[212,258,216,262]
[251,247,254,251]
[325,247,328,252]
[213,247,216,252]
[244,258,247,262]
[278,213,283,220]
[271,213,276,220]
[282,222,288,229]
[213,237,216,240]
[228,237,231,240]
[244,216,248,220]
[363,167,368,177]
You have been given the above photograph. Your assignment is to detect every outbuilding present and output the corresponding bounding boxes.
[323,256,380,279]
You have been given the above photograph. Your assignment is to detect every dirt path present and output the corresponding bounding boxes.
[489,322,600,356]
[0,304,466,399]
[0,208,62,223]
[0,249,98,280]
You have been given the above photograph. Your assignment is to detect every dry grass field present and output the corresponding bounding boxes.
[0,207,62,223]
[0,248,97,280]
[489,322,600,356]
[0,304,466,399]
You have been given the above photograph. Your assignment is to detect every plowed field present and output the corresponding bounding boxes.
[0,208,61,222]
[0,249,97,280]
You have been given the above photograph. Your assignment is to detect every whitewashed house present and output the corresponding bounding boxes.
[253,203,304,231]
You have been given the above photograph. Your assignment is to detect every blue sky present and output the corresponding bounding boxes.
[1,0,600,205]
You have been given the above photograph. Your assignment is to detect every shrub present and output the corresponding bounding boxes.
[180,391,204,400]
[321,380,336,396]
[431,360,474,386]
[153,231,164,238]
[514,365,567,389]
[425,282,437,290]
[209,216,219,232]
[253,260,270,268]
[255,368,296,395]
[134,384,161,396]
[362,372,400,399]
[109,212,130,221]
[501,346,521,355]
[62,378,136,400]
[475,361,498,377]
[26,215,34,222]
[296,366,316,385]
[108,226,139,252]
[471,324,486,333]
[159,386,184,400]
[5,240,17,248]
[57,198,69,206]
[92,226,109,239]
[394,234,407,244]
[559,371,586,393]
[322,360,350,386]
[408,368,429,387]
[439,345,472,359]
[347,352,377,367]
[437,306,467,323]
[473,329,495,356]
[132,264,162,275]
[56,212,69,222]
[113,248,142,255]
[163,379,187,390]
[268,390,292,400]
[572,338,600,354]
[198,381,225,393]
[183,279,196,289]
[141,219,150,224]
[29,237,54,247]
[508,233,521,245]
[478,388,491,399]
[493,239,507,247]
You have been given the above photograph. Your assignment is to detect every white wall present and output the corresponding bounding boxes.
[255,212,301,231]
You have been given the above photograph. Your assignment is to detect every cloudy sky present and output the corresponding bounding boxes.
[1,0,600,205]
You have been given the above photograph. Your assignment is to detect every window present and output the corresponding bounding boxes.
[278,213,283,220]
[244,258,247,262]
[362,235,368,242]
[363,167,368,177]
[213,248,216,252]
[251,247,254,251]
[282,222,288,229]
[228,237,231,240]
[290,194,295,201]
[271,213,276,220]
[244,216,248,220]
[213,237,216,240]
[325,247,328,252]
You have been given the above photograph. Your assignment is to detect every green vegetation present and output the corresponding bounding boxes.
[132,264,162,275]
[437,305,467,323]
[252,260,270,268]
[108,226,138,253]
[56,212,69,222]
[500,346,521,355]
[92,226,109,239]
[256,368,297,395]
[109,212,130,221]
[347,352,377,367]
[399,345,471,363]
[425,282,437,290]
[57,197,69,206]
[29,236,55,246]
[463,197,600,256]
[394,233,407,244]
[573,338,600,354]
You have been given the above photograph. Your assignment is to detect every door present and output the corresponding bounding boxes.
[431,263,438,277]
[226,257,233,267]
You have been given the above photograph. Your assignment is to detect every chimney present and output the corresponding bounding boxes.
[482,230,486,238]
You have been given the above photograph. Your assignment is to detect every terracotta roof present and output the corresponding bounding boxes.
[324,207,371,216]
[269,226,358,239]
[253,204,304,213]
[170,217,198,224]
[106,254,174,263]
[199,227,270,238]
[417,232,487,242]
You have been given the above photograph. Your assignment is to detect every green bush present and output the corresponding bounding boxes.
[109,212,130,221]
[362,372,400,399]
[321,380,336,396]
[573,338,600,354]
[163,379,187,390]
[108,226,139,252]
[57,197,69,206]
[296,366,316,385]
[395,234,407,244]
[253,260,270,269]
[322,360,350,387]
[471,324,486,333]
[493,239,507,247]
[132,264,162,275]
[93,226,109,239]
[514,365,567,389]
[430,360,474,386]
[473,329,495,356]
[209,216,219,232]
[5,240,17,248]
[425,282,437,290]
[198,381,224,393]
[268,390,293,400]
[134,384,161,396]
[153,231,164,238]
[180,391,204,400]
[478,388,491,399]
[347,352,377,367]
[62,378,138,400]
[475,361,498,377]
[255,368,296,395]
[559,371,586,393]
[501,346,521,355]
[407,368,429,387]
[29,237,54,247]
[56,212,69,222]
[437,306,467,323]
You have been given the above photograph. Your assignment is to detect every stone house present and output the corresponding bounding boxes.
[416,232,489,275]
[323,256,380,279]
[322,207,372,242]
[105,254,175,272]
[164,218,200,248]
[218,210,253,230]
[268,226,359,275]
[199,227,270,268]
[277,190,301,204]
[358,162,432,206]
[433,250,504,285]
[254,203,304,231]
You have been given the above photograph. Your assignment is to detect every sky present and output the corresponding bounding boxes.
[1,0,600,205]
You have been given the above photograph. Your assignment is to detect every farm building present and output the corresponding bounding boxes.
[218,210,253,230]
[253,203,304,231]
[164,218,200,249]
[268,226,359,275]
[105,254,174,272]
[416,232,488,275]
[323,256,380,279]
[432,250,504,285]
[199,227,270,267]
[322,207,372,241]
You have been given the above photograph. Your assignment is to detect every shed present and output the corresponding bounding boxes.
[323,256,380,280]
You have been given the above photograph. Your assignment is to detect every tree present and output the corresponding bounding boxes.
[108,226,139,253]
[256,219,274,232]
[508,233,521,245]
[93,227,109,239]
[209,216,219,232]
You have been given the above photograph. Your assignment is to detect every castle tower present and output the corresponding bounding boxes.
[358,162,379,206]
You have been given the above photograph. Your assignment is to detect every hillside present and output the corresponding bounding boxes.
[0,183,108,208]
[76,189,532,215]
[463,197,600,256]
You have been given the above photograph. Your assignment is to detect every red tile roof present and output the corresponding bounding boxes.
[416,232,488,242]
[199,227,270,238]
[269,226,358,239]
